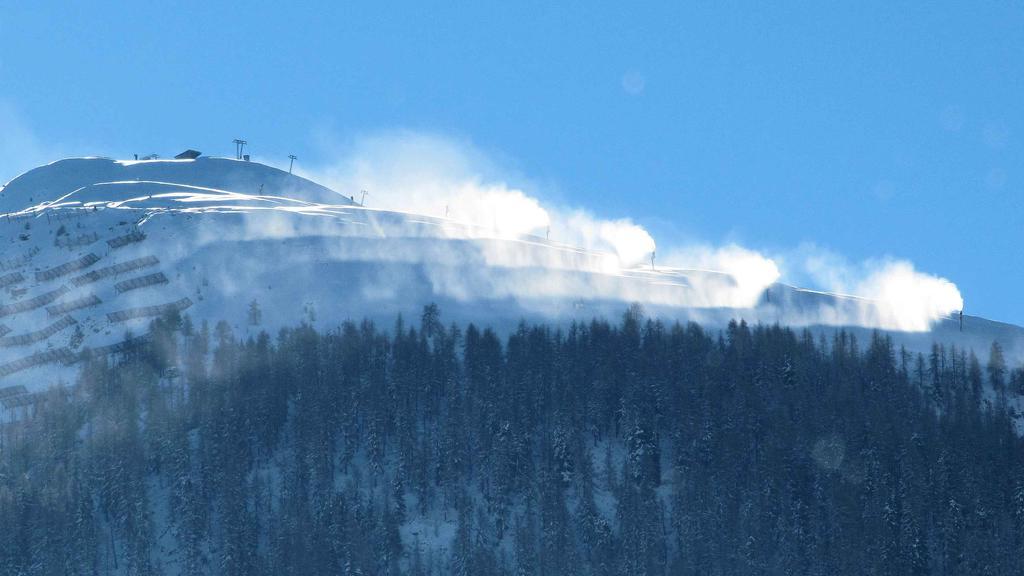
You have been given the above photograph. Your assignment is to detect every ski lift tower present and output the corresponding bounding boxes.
[233,139,247,160]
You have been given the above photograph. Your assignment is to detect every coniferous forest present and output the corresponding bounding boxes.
[2,305,1023,576]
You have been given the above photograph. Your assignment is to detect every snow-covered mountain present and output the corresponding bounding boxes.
[1,155,1021,390]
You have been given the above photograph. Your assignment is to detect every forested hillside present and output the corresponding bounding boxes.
[2,305,1023,575]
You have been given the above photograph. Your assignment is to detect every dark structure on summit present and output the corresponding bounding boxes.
[174,149,202,160]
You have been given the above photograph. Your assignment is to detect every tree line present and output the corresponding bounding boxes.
[0,304,1022,575]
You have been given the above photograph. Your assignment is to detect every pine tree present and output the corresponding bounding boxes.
[988,341,1007,392]
[248,299,262,326]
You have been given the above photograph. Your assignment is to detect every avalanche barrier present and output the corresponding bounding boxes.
[0,247,40,272]
[35,253,101,282]
[0,347,74,379]
[55,231,100,249]
[115,272,169,293]
[2,392,46,409]
[106,297,193,323]
[0,315,77,348]
[107,229,147,249]
[0,285,71,318]
[0,384,27,399]
[46,294,102,317]
[84,333,151,358]
[71,255,160,286]
[0,272,24,288]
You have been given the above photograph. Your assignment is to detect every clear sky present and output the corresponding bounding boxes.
[1,2,1021,324]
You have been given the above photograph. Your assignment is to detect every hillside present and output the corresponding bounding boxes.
[2,308,1023,574]
[0,156,1023,575]
[1,155,1022,393]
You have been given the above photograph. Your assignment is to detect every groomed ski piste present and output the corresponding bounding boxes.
[1,155,1022,402]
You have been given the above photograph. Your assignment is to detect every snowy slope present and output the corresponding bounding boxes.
[0,156,350,211]
[1,156,1021,391]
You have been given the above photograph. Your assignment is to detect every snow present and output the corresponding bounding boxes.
[0,156,351,212]
[1,155,1021,392]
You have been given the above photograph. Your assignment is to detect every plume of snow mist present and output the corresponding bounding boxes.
[557,211,656,270]
[265,131,966,331]
[795,248,964,332]
[661,244,781,308]
[853,261,963,332]
[305,131,656,268]
[308,131,549,238]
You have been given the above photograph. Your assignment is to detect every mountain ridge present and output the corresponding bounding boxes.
[1,156,1021,391]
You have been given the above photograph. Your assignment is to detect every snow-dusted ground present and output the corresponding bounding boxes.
[1,156,1022,394]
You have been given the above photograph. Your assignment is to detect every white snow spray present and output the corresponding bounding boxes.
[780,245,964,332]
[295,130,962,331]
[303,131,657,269]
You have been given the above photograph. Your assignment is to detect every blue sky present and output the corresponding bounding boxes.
[1,2,1021,324]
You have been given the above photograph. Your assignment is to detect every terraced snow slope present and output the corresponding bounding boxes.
[1,156,1021,393]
